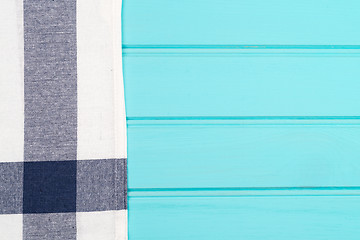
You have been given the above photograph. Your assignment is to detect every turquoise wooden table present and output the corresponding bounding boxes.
[123,0,360,239]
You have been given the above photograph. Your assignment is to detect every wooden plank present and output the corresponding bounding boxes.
[129,196,360,240]
[122,0,360,45]
[123,50,360,117]
[127,120,360,188]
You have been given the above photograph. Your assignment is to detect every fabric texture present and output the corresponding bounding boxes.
[0,0,127,239]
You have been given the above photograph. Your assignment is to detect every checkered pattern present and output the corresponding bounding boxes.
[0,0,127,239]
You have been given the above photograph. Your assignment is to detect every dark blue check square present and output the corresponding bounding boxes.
[23,160,76,214]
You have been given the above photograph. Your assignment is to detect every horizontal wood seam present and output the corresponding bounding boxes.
[123,45,360,49]
[129,187,360,198]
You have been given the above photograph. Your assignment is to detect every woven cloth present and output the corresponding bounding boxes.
[0,0,127,239]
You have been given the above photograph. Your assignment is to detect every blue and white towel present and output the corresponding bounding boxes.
[0,0,127,239]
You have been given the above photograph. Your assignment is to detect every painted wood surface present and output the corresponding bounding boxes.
[127,120,360,189]
[122,0,360,45]
[123,0,360,239]
[129,196,360,240]
[123,51,360,117]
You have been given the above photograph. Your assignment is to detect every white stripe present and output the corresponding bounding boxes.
[77,0,127,160]
[113,0,127,159]
[0,214,22,239]
[0,0,24,163]
[77,210,127,240]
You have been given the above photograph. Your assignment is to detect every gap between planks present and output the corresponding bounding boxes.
[123,45,360,49]
[127,117,360,126]
[122,45,360,56]
[129,187,360,198]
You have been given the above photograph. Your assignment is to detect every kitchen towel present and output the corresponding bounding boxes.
[0,0,127,239]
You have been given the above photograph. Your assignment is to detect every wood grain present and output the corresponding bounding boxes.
[123,0,360,45]
[123,51,360,117]
[129,196,360,239]
[127,120,360,189]
[123,1,360,238]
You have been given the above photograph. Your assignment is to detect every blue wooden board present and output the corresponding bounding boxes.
[123,51,360,117]
[129,196,360,240]
[127,120,360,189]
[123,0,360,239]
[123,0,360,45]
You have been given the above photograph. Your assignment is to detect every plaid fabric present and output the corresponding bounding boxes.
[0,0,127,239]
